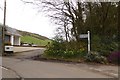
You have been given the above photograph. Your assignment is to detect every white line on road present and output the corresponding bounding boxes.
[89,67,102,72]
[0,65,24,79]
[89,67,118,78]
[1,66,8,70]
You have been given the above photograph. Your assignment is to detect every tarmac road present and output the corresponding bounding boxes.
[2,57,112,78]
[12,48,45,59]
[2,49,118,78]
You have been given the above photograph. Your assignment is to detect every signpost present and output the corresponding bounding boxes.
[79,31,90,54]
[79,34,88,38]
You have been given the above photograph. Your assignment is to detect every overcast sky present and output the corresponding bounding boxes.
[0,0,56,38]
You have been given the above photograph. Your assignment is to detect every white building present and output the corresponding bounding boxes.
[5,27,21,46]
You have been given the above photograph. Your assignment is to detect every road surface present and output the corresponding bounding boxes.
[2,49,118,78]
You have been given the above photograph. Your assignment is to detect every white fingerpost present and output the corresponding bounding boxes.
[79,31,91,54]
[88,31,90,54]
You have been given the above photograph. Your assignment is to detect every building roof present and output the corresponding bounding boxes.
[5,26,21,36]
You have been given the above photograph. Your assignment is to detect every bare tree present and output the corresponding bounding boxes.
[21,0,118,42]
[21,0,83,42]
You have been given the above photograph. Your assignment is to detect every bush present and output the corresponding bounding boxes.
[44,49,86,59]
[108,51,120,65]
[85,51,108,64]
[44,37,86,58]
[91,35,118,57]
[44,38,86,59]
[5,42,11,45]
[44,49,64,57]
[62,50,86,58]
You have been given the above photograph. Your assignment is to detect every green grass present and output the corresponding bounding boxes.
[21,36,51,46]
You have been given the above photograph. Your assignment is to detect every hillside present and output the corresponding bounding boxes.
[0,24,51,46]
[18,30,51,46]
[18,30,50,40]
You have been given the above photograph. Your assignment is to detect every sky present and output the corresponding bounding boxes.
[0,0,57,38]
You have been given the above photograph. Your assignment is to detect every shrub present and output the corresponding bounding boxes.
[44,39,86,59]
[44,37,87,59]
[108,51,120,65]
[45,49,64,57]
[62,50,86,58]
[85,51,108,64]
[91,35,118,57]
[44,49,86,59]
[5,42,11,45]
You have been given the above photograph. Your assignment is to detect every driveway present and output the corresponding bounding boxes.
[12,48,45,59]
[13,46,45,53]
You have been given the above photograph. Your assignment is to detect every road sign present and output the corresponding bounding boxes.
[79,31,90,54]
[79,34,88,38]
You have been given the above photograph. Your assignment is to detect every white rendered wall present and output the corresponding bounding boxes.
[14,36,20,45]
[10,35,14,45]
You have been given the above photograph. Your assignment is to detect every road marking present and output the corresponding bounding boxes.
[0,65,24,79]
[105,72,118,76]
[89,67,102,72]
[89,67,118,78]
[0,66,8,70]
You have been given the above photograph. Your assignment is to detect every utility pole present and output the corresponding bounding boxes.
[2,0,6,55]
[3,0,6,26]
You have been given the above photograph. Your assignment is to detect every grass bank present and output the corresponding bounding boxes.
[21,36,51,46]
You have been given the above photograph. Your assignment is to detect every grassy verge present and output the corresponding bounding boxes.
[33,54,117,66]
[21,36,51,46]
[39,54,85,63]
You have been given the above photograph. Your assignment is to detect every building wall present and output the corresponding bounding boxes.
[5,35,11,43]
[14,36,20,45]
[4,35,20,46]
[10,35,14,45]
